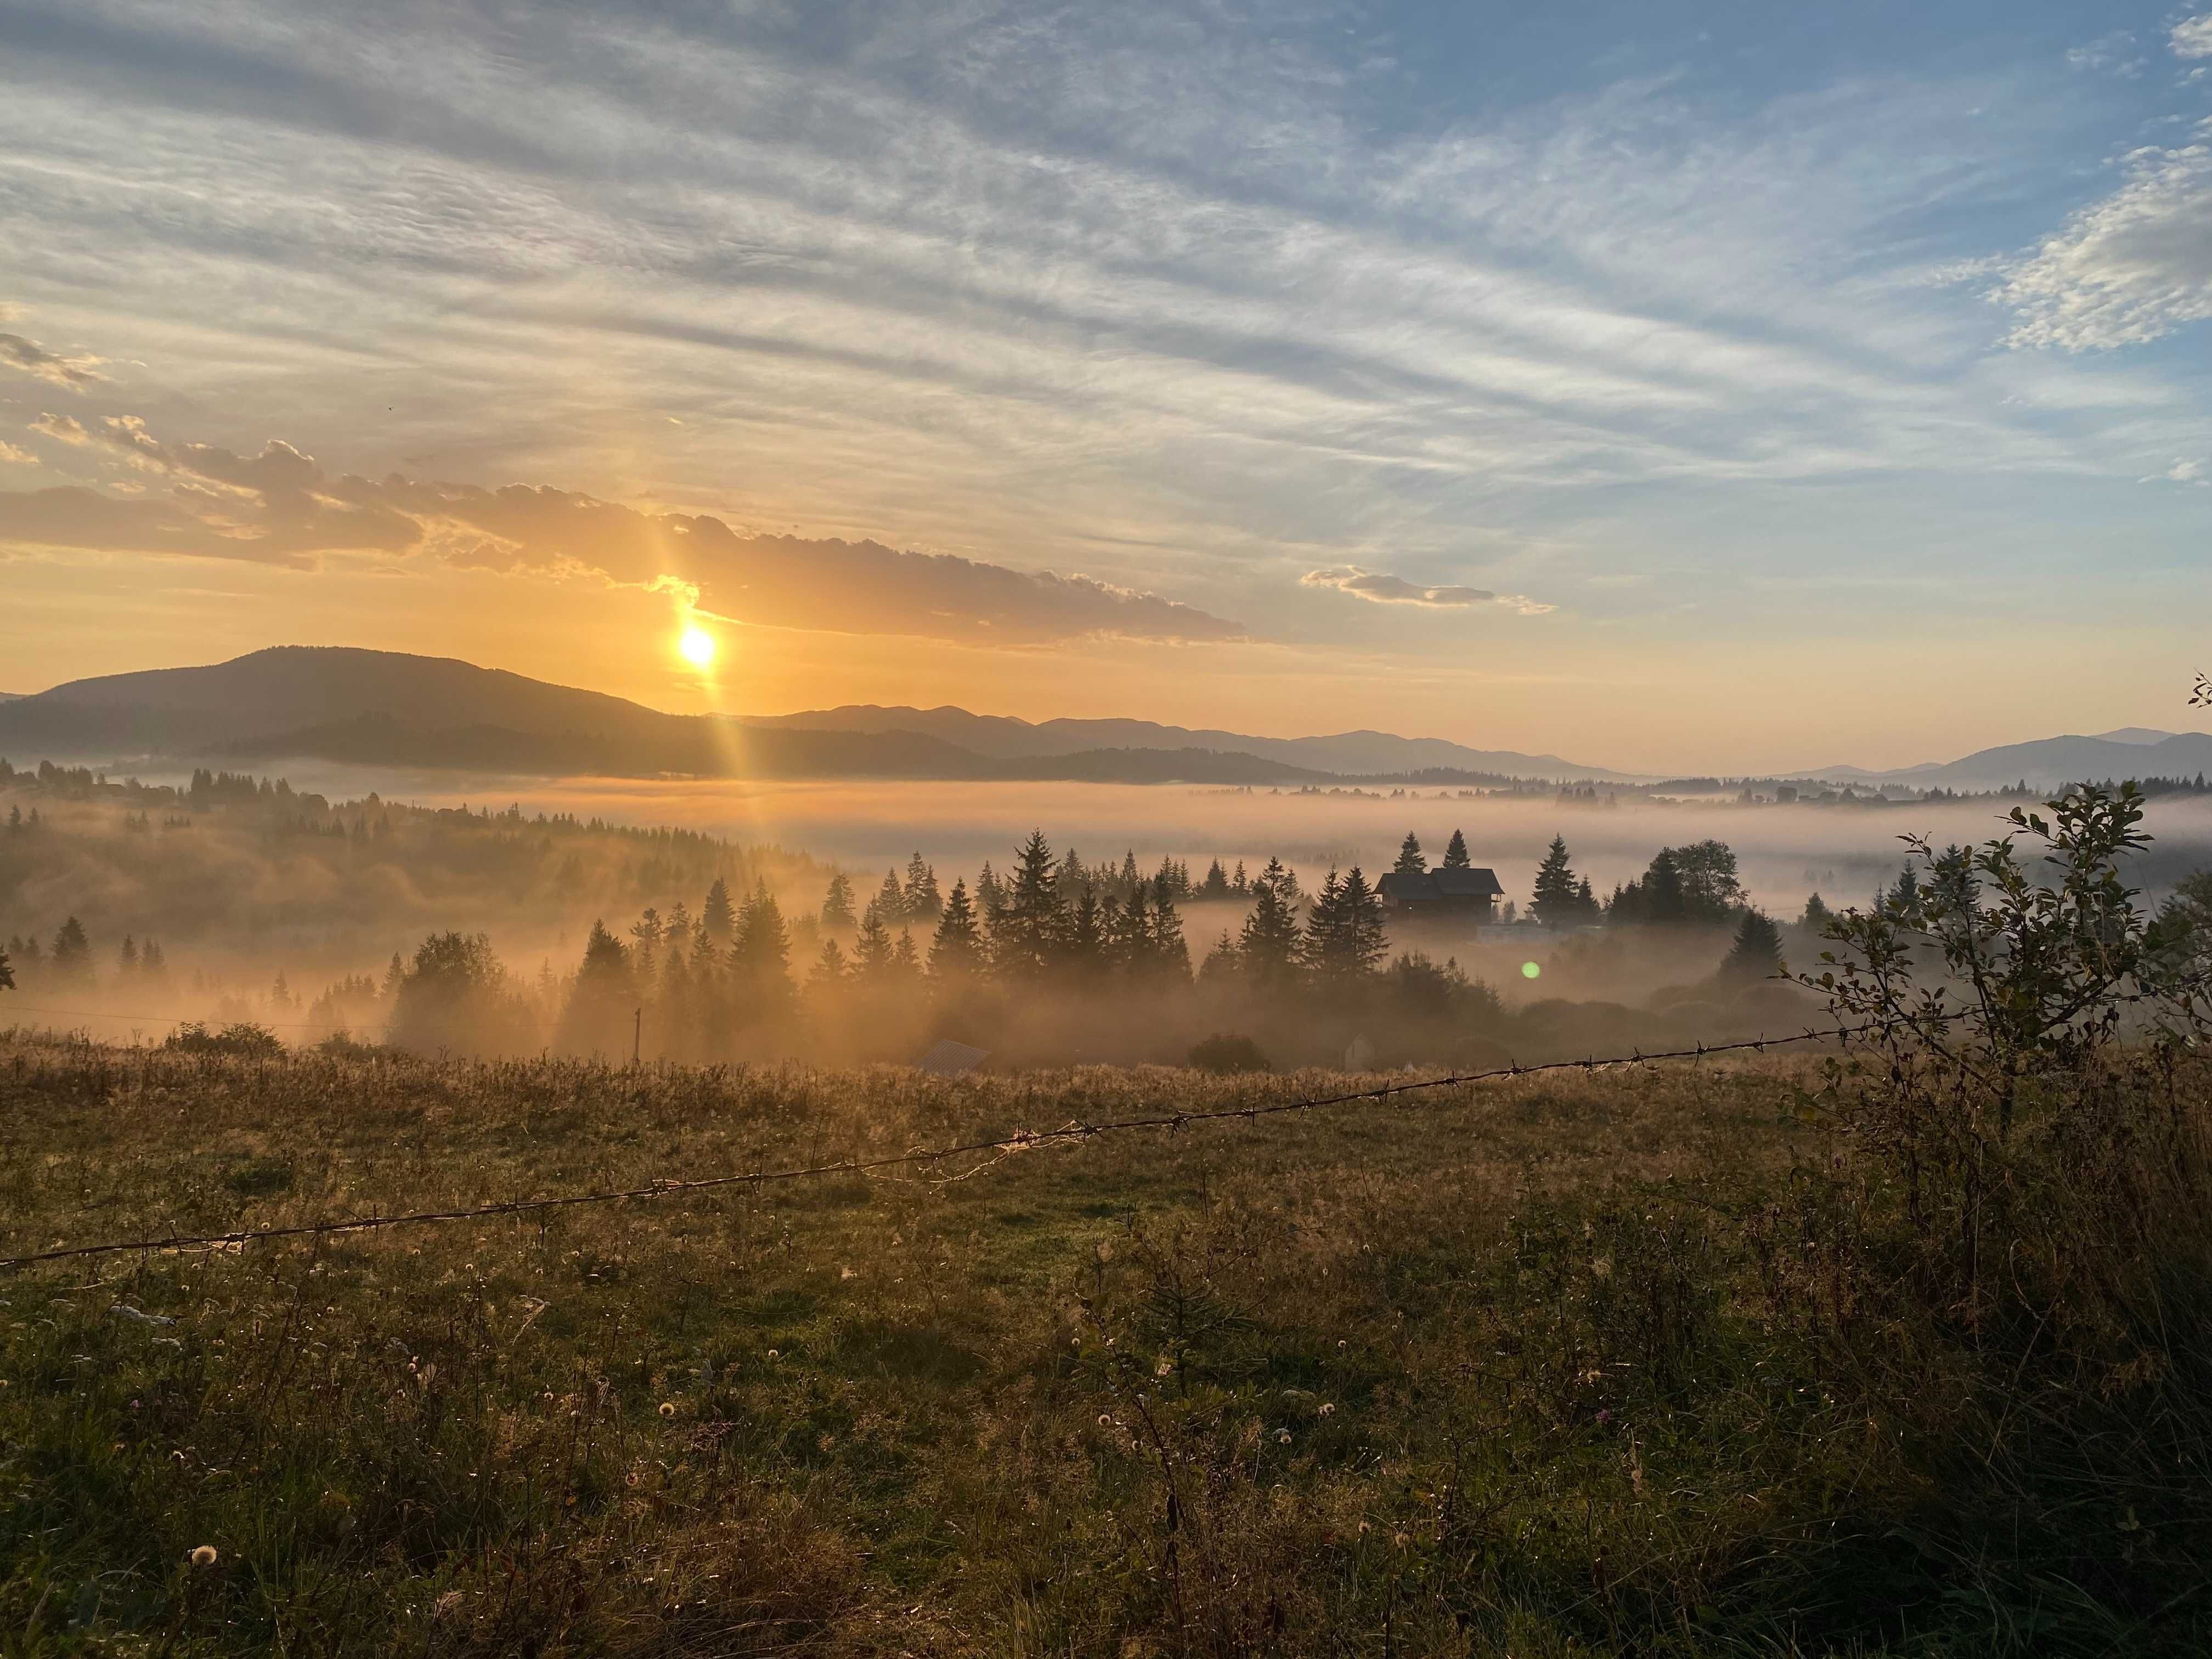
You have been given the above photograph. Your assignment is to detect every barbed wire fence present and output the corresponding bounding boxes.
[0,1022,1883,1272]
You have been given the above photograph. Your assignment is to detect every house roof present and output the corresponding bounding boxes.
[1434,866,1504,898]
[1377,871,1441,902]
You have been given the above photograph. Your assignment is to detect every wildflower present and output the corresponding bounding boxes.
[1098,1414,1113,1427]
[659,1401,676,1418]
[189,1545,218,1567]
[1276,1429,1292,1443]
[766,1348,779,1361]
[1154,1357,1173,1377]
[1318,1403,1335,1416]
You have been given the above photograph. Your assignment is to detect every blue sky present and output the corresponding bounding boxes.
[0,0,2207,770]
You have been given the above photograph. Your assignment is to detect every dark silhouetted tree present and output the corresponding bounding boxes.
[1441,829,1471,870]
[820,872,856,932]
[929,879,984,980]
[904,853,943,922]
[992,831,1062,977]
[1393,832,1427,875]
[49,916,91,985]
[1720,910,1786,981]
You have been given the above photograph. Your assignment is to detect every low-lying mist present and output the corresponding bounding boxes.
[8,761,2212,1072]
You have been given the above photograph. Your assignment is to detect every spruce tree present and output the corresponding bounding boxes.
[1237,861,1303,985]
[1799,892,1834,932]
[873,868,908,927]
[853,911,896,981]
[1338,867,1388,975]
[1441,829,1471,870]
[1393,832,1426,875]
[929,879,984,979]
[807,938,849,994]
[1147,879,1192,982]
[1200,859,1231,900]
[1721,910,1785,980]
[1530,836,1581,927]
[1064,883,1106,970]
[49,916,91,984]
[992,831,1062,976]
[1641,851,1688,924]
[733,879,792,1001]
[903,853,943,922]
[820,872,856,932]
[0,942,12,992]
[702,878,737,944]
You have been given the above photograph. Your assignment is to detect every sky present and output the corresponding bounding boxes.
[1,0,2208,774]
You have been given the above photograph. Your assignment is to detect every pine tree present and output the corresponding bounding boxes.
[118,935,139,976]
[1641,851,1687,924]
[49,916,91,984]
[1231,860,1249,897]
[872,868,908,927]
[1237,860,1303,985]
[852,911,896,981]
[1720,910,1785,981]
[1063,883,1106,970]
[820,872,856,932]
[806,938,849,994]
[975,861,1006,918]
[629,907,663,983]
[1441,829,1471,870]
[702,878,738,944]
[1393,832,1426,875]
[1533,840,1601,927]
[1146,879,1192,981]
[1199,928,1241,983]
[1200,859,1231,900]
[891,929,921,981]
[733,879,792,1001]
[992,831,1062,977]
[141,940,167,984]
[904,853,943,922]
[928,879,984,979]
[382,951,405,1000]
[0,942,12,992]
[1799,892,1834,932]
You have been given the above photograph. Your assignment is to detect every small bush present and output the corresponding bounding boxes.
[1186,1032,1270,1074]
[162,1021,284,1059]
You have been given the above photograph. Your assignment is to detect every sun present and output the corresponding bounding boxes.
[677,626,717,668]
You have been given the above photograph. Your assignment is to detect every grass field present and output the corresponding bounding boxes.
[3,1031,2207,1656]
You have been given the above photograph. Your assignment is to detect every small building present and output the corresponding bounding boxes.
[1377,866,1504,917]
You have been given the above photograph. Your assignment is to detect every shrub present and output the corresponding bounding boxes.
[1186,1032,1270,1074]
[162,1021,284,1059]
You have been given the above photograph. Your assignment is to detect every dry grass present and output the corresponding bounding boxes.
[2,1032,2207,1655]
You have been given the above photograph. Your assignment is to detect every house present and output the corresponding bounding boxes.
[1376,866,1505,917]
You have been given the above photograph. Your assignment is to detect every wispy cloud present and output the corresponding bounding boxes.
[1993,128,2212,350]
[0,439,35,465]
[2174,15,2212,60]
[0,321,105,390]
[1302,567,1554,615]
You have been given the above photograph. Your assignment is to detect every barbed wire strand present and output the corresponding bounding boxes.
[0,1022,1882,1272]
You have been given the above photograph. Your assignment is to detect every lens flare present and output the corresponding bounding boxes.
[678,627,716,668]
[1521,961,1542,980]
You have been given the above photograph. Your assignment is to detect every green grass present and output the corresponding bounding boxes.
[2,1033,2207,1655]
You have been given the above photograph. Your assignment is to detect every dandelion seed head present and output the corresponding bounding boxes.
[190,1545,218,1567]
[659,1401,676,1418]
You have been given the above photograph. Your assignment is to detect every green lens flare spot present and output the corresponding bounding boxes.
[1521,961,1541,980]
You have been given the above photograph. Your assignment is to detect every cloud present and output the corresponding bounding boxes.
[1301,567,1554,615]
[2145,458,2208,486]
[0,441,35,465]
[0,414,1246,644]
[2066,32,2144,76]
[1993,131,2212,349]
[2174,15,2212,59]
[0,321,106,390]
[29,412,92,444]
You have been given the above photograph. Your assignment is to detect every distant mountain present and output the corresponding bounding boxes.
[746,704,1632,782]
[1793,731,2212,792]
[0,648,1342,785]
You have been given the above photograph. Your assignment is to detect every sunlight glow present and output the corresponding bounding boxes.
[678,626,717,668]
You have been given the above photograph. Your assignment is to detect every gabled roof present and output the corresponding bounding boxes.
[1377,871,1440,902]
[1433,866,1504,898]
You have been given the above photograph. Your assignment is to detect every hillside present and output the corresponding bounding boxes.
[1796,730,2212,792]
[747,703,1633,781]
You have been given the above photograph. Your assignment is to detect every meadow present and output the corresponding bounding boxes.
[5,1025,2210,1656]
